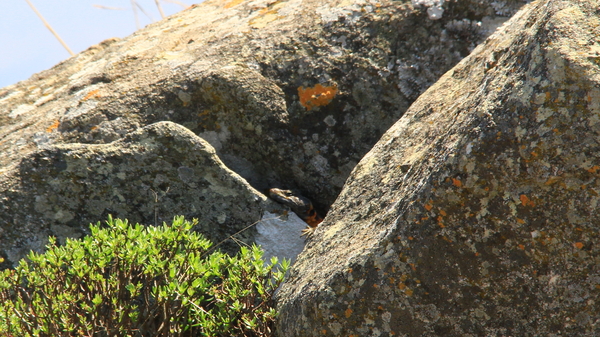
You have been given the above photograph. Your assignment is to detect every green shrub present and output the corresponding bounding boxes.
[0,215,288,336]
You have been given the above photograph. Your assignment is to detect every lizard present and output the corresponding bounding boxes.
[268,188,323,236]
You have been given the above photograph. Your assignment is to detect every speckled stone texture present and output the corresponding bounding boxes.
[0,121,289,265]
[276,0,600,335]
[0,0,525,211]
[0,0,524,267]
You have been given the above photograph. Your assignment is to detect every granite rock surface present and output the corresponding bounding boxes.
[0,0,523,267]
[1,121,289,262]
[276,0,600,335]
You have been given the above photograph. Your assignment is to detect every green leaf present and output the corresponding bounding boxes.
[0,215,287,336]
[92,294,103,307]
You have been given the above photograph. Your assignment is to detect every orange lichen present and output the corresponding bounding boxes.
[424,203,433,211]
[46,120,60,132]
[298,83,338,110]
[574,242,584,249]
[224,0,244,8]
[519,194,528,205]
[344,308,353,318]
[588,165,600,173]
[451,178,462,187]
[248,2,283,28]
[520,194,535,207]
[82,89,100,101]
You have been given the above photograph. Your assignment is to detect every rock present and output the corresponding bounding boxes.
[0,0,525,220]
[0,0,527,265]
[0,121,290,266]
[256,211,309,263]
[276,0,600,335]
[0,0,524,266]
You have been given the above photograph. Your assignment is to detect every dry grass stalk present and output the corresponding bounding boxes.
[24,0,74,56]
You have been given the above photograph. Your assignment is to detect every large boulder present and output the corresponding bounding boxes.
[0,121,289,264]
[276,0,600,335]
[0,0,523,267]
[0,0,523,205]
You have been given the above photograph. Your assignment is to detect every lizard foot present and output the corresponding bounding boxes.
[301,226,317,237]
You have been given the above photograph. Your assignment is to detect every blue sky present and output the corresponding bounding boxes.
[0,1,192,88]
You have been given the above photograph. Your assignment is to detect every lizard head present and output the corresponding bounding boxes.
[268,188,323,228]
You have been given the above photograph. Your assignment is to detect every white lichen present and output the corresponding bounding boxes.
[412,0,445,20]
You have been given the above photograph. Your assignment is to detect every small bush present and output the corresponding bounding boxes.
[0,215,288,336]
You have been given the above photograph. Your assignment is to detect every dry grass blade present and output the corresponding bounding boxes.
[133,0,156,23]
[130,0,140,29]
[155,0,166,19]
[162,0,188,8]
[93,4,127,10]
[24,0,74,56]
